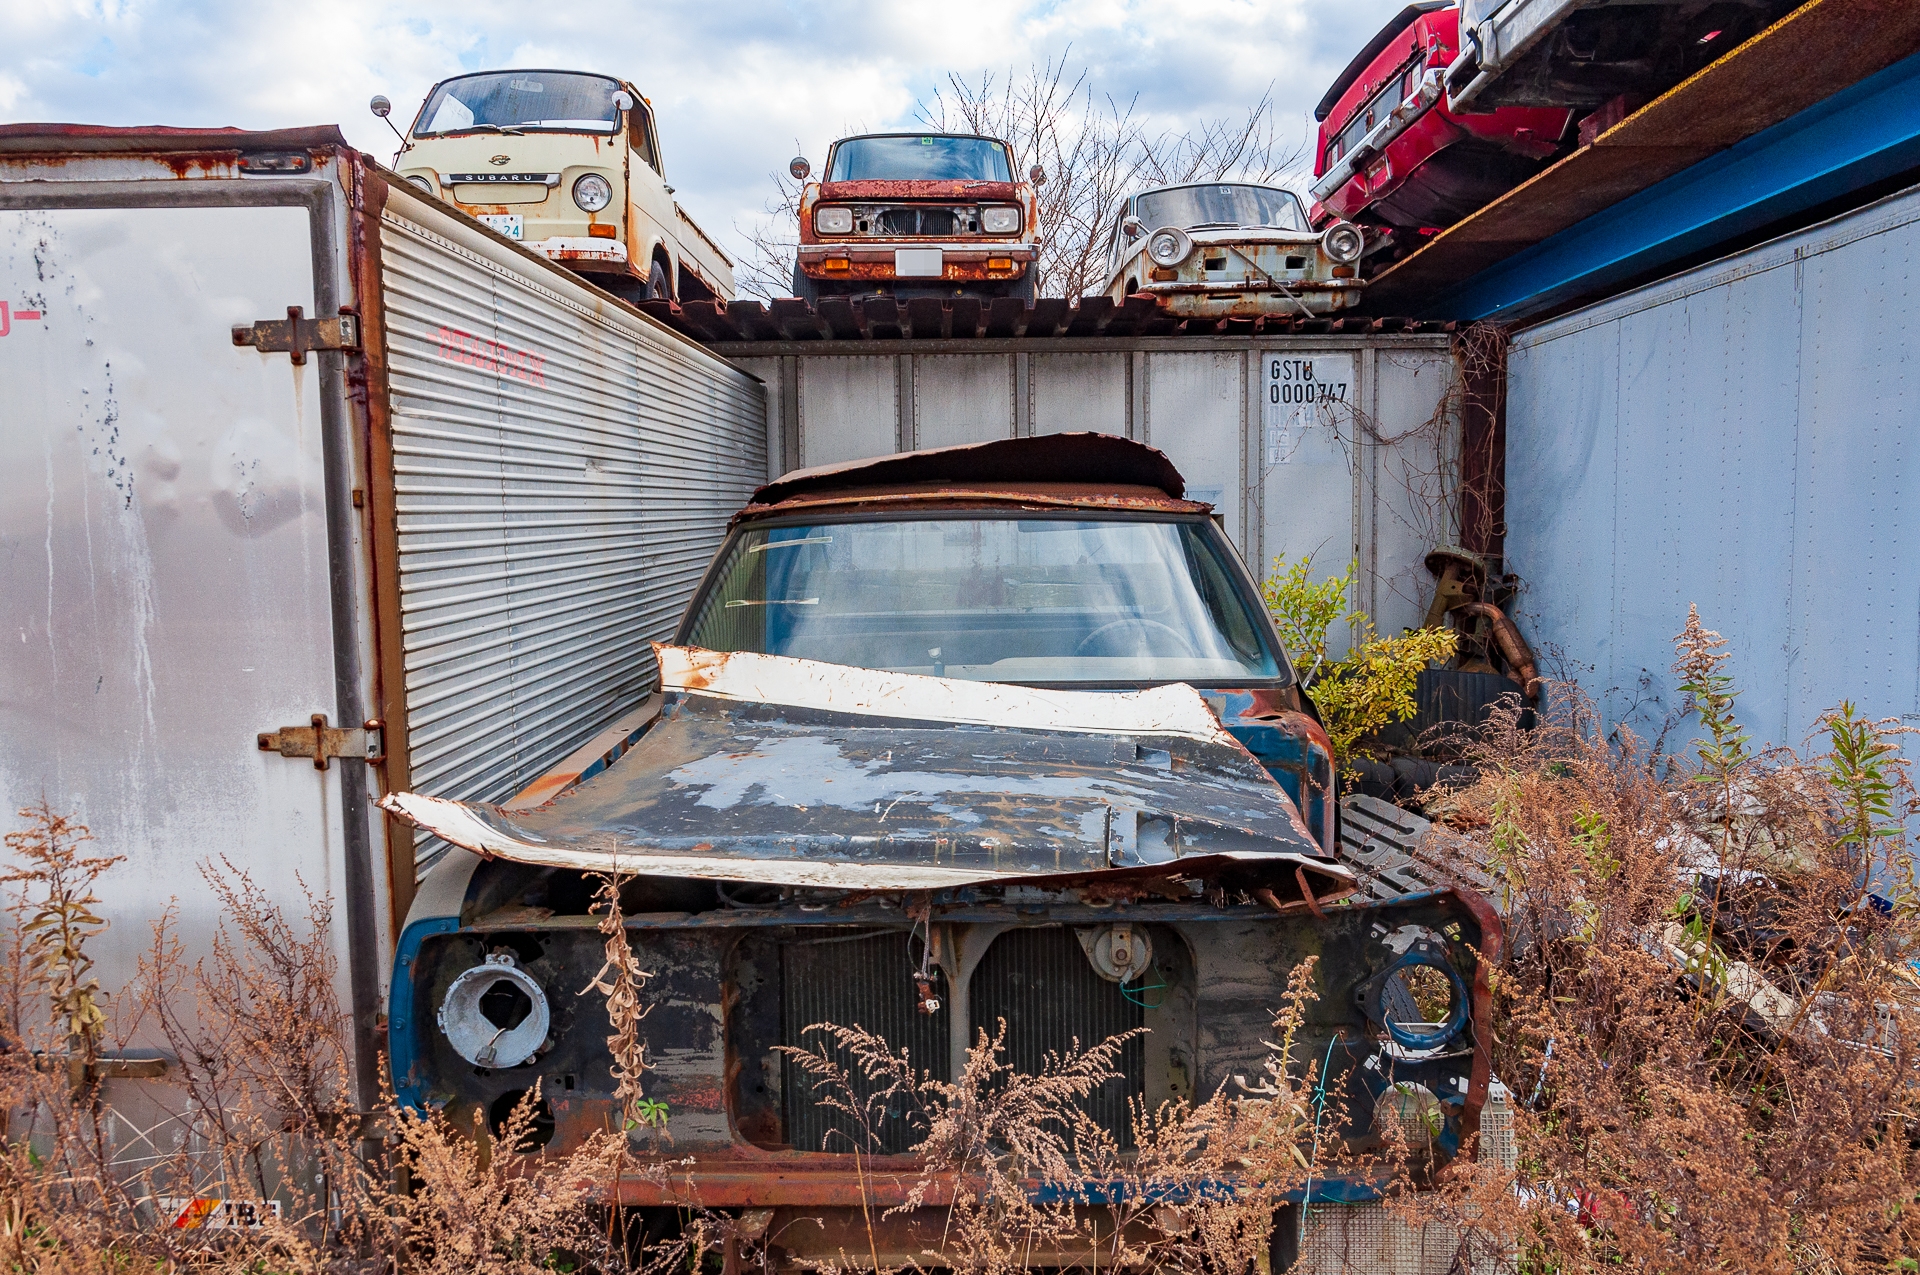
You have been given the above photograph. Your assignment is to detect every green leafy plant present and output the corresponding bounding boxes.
[1263,553,1457,764]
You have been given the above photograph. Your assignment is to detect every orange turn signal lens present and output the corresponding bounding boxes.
[822,257,851,272]
[587,224,616,239]
[987,257,1013,270]
[1149,266,1178,281]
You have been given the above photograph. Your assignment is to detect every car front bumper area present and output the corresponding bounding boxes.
[797,241,1037,284]
[1135,277,1364,318]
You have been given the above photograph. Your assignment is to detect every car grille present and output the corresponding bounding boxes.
[968,927,1145,1146]
[782,931,950,1155]
[876,207,957,237]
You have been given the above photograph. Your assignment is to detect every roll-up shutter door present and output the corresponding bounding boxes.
[379,208,765,876]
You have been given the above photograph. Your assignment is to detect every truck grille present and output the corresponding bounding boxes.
[969,927,1144,1146]
[876,208,957,237]
[782,931,950,1155]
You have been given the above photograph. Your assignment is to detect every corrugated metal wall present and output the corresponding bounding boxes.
[1506,181,1920,747]
[731,337,1461,646]
[380,206,766,873]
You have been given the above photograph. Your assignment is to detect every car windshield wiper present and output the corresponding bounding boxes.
[460,124,525,136]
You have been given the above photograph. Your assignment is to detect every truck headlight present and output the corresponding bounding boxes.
[404,174,435,197]
[814,206,854,235]
[1147,226,1193,268]
[1321,221,1365,265]
[981,205,1021,234]
[572,173,614,213]
[438,953,550,1069]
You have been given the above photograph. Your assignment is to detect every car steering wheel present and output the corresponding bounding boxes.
[1073,618,1198,659]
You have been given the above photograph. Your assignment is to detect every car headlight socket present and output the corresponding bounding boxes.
[1321,221,1366,265]
[814,206,854,235]
[980,205,1022,235]
[438,952,551,1069]
[1146,226,1193,268]
[572,172,614,213]
[404,174,436,197]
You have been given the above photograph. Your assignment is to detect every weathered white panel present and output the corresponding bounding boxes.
[0,205,347,1007]
[1145,351,1245,553]
[1031,352,1129,434]
[1509,181,1920,746]
[915,354,1013,449]
[1260,351,1362,656]
[1367,349,1463,637]
[799,357,897,466]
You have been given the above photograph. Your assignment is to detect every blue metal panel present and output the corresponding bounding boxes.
[1441,48,1920,322]
[1507,180,1920,749]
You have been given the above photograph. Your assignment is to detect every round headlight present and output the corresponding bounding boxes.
[1146,226,1193,268]
[814,206,854,235]
[980,205,1022,235]
[1321,221,1366,265]
[572,172,614,213]
[404,174,435,196]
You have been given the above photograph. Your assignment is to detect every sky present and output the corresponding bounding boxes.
[1,0,1412,268]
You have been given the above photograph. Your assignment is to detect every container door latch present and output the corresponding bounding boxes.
[232,306,360,365]
[258,715,384,770]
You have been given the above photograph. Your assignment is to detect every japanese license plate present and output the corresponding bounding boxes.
[895,248,944,277]
[477,214,523,240]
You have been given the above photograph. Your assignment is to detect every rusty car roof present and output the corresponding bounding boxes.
[743,434,1196,525]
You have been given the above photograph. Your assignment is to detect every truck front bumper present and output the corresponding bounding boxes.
[797,241,1037,283]
[528,236,630,268]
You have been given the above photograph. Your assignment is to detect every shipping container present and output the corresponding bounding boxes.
[1505,177,1920,748]
[717,332,1467,649]
[0,124,767,1105]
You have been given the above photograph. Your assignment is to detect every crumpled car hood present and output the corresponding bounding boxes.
[381,646,1352,898]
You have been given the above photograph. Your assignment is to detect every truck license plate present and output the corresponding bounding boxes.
[895,248,943,277]
[477,214,523,240]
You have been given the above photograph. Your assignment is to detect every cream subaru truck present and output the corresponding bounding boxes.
[381,70,734,305]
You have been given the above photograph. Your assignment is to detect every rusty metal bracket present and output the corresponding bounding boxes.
[232,306,360,365]
[258,715,384,770]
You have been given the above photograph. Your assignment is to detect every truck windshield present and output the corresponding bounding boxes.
[1135,184,1307,231]
[416,71,624,136]
[683,516,1285,685]
[828,136,1013,182]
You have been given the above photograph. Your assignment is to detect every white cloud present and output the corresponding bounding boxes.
[0,0,1410,269]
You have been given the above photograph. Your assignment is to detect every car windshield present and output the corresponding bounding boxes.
[415,71,624,136]
[683,516,1285,685]
[827,136,1013,182]
[1134,184,1307,231]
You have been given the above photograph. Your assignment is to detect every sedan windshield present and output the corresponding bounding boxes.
[828,136,1013,182]
[1135,184,1307,231]
[416,71,624,136]
[683,516,1285,685]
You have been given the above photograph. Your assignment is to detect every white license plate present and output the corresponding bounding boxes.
[477,214,523,240]
[895,248,944,277]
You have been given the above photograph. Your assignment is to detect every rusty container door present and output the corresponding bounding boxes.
[0,179,385,1101]
[373,186,767,880]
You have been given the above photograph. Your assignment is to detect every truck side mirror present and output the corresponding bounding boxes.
[1030,164,1047,186]
[1121,215,1144,240]
[789,156,811,180]
[613,91,635,111]
[369,96,392,118]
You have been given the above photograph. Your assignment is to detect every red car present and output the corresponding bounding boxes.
[1310,1,1572,257]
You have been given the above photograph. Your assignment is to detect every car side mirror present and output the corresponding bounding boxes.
[1029,164,1047,186]
[369,95,392,118]
[789,156,811,180]
[1121,215,1144,240]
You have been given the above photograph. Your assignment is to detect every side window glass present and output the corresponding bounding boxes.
[630,102,660,172]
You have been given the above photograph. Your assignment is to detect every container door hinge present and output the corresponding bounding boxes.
[232,306,360,364]
[258,715,384,769]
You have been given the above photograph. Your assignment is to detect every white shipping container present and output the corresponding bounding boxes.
[0,125,766,1105]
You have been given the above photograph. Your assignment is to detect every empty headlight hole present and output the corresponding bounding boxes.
[487,1087,556,1153]
[1375,953,1468,1051]
[439,954,551,1069]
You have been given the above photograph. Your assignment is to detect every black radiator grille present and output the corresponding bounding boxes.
[969,927,1145,1146]
[876,207,958,237]
[782,930,950,1155]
